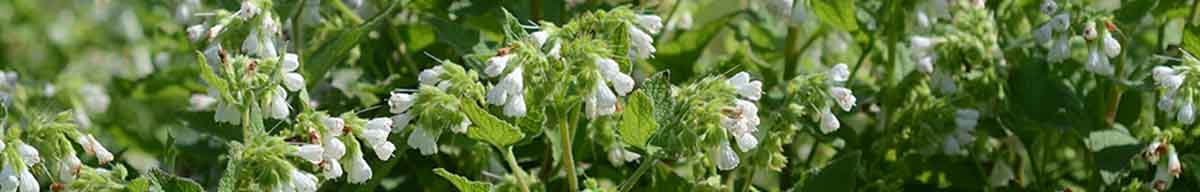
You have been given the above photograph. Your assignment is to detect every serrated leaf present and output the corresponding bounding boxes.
[802,151,860,192]
[619,90,658,150]
[152,170,204,192]
[434,168,493,192]
[461,99,525,147]
[1085,129,1138,152]
[810,0,858,32]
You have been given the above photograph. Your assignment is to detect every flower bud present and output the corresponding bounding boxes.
[607,72,635,96]
[1082,22,1097,40]
[1168,147,1182,177]
[503,94,527,117]
[366,117,393,132]
[1,165,17,192]
[1052,13,1070,32]
[283,53,300,72]
[17,168,35,192]
[372,142,396,161]
[728,72,763,101]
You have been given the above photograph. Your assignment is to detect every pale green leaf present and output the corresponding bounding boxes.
[810,0,858,32]
[1085,129,1137,152]
[619,90,658,150]
[461,99,525,147]
[433,168,493,192]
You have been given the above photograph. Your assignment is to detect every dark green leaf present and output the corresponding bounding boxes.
[802,151,861,192]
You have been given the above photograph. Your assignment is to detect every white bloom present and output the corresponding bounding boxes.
[1048,37,1070,63]
[346,153,372,183]
[500,67,525,94]
[595,57,620,75]
[238,1,260,19]
[323,138,346,160]
[455,118,472,134]
[1087,46,1114,76]
[715,141,740,171]
[1082,22,1097,40]
[548,42,562,58]
[187,25,207,41]
[628,25,656,59]
[268,86,290,119]
[366,117,393,132]
[592,79,618,117]
[77,134,113,164]
[636,15,663,34]
[1102,32,1121,57]
[820,108,840,134]
[1154,66,1177,83]
[531,31,550,47]
[418,66,444,85]
[323,117,346,136]
[674,10,693,30]
[294,144,324,164]
[955,109,981,130]
[503,94,527,117]
[16,168,34,192]
[1180,102,1194,125]
[989,161,1015,187]
[321,159,343,179]
[1052,13,1070,32]
[283,53,300,72]
[189,94,217,111]
[17,143,39,166]
[607,72,635,96]
[484,54,512,78]
[388,92,415,114]
[1169,147,1182,177]
[1159,96,1176,112]
[910,36,939,54]
[829,63,850,82]
[734,132,759,152]
[607,147,642,167]
[1034,23,1053,43]
[728,72,763,101]
[0,142,4,154]
[59,155,81,182]
[943,135,962,155]
[391,113,412,132]
[80,84,110,113]
[207,24,225,40]
[1146,141,1165,164]
[1151,160,1173,191]
[0,165,16,192]
[407,127,439,155]
[917,56,935,74]
[372,142,396,161]
[1162,75,1185,95]
[284,72,305,91]
[290,170,319,192]
[486,83,510,106]
[1040,0,1057,15]
[361,129,389,146]
[829,87,856,111]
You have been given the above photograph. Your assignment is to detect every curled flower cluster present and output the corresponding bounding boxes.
[1082,20,1120,76]
[820,64,855,134]
[585,57,637,118]
[1035,0,1073,63]
[1143,140,1183,191]
[715,71,763,170]
[1153,63,1194,124]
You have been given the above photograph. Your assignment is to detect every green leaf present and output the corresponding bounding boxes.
[152,170,204,192]
[810,0,858,32]
[802,151,861,192]
[461,99,525,147]
[619,90,658,150]
[125,176,157,192]
[1085,129,1138,152]
[1183,27,1200,56]
[433,168,493,192]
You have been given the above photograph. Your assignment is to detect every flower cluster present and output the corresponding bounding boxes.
[714,72,764,170]
[942,109,979,155]
[1143,139,1183,191]
[1152,59,1196,124]
[821,64,856,134]
[1034,0,1073,63]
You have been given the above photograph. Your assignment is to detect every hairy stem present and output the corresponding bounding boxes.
[501,146,531,192]
[617,157,658,192]
[560,115,578,192]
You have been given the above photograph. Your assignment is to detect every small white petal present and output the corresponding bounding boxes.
[503,94,527,117]
[1179,102,1194,125]
[484,55,512,78]
[187,25,207,42]
[372,142,396,161]
[955,109,980,130]
[942,135,962,155]
[628,25,656,59]
[595,57,620,75]
[455,118,472,134]
[1169,147,1182,177]
[346,153,372,183]
[388,93,415,114]
[1082,22,1097,40]
[486,84,509,106]
[361,129,389,146]
[268,89,290,119]
[829,63,850,82]
[636,15,663,34]
[366,118,393,132]
[407,127,439,155]
[294,144,324,163]
[1034,23,1053,43]
[607,72,635,96]
[189,94,217,111]
[1159,96,1176,113]
[1052,13,1071,32]
[734,132,759,152]
[917,56,934,74]
[418,66,444,85]
[284,72,305,91]
[58,155,81,182]
[290,170,319,192]
[989,161,1015,187]
[283,53,300,72]
[322,138,346,160]
[1154,66,1177,83]
[715,141,740,171]
[16,169,35,192]
[1040,0,1057,15]
[0,166,16,192]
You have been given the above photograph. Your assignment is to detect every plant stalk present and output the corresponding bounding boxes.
[617,157,658,192]
[560,115,578,192]
[501,146,531,192]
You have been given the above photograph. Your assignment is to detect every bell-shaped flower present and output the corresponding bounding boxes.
[989,161,1015,187]
[361,129,389,148]
[829,63,850,82]
[388,92,415,114]
[1146,140,1166,164]
[1052,13,1070,32]
[187,25,207,42]
[453,117,472,134]
[910,36,939,54]
[1179,102,1195,125]
[1087,46,1114,76]
[58,155,81,182]
[418,66,444,85]
[734,132,759,152]
[189,94,217,111]
[290,169,319,192]
[1034,23,1053,43]
[323,117,346,137]
[1048,37,1070,63]
[283,53,300,72]
[0,166,15,192]
[628,25,656,59]
[1159,96,1176,113]
[17,143,40,166]
[595,57,620,75]
[820,107,840,134]
[76,134,113,164]
[17,168,34,192]
[1154,66,1177,83]
[391,113,412,132]
[531,31,550,47]
[407,127,439,155]
[607,72,635,96]
[918,56,935,74]
[1151,160,1173,191]
[346,152,372,183]
[215,103,242,125]
[294,144,324,164]
[715,140,740,171]
[1102,32,1121,57]
[829,87,856,111]
[284,72,305,91]
[955,109,980,130]
[323,138,346,161]
[504,94,527,117]
[728,72,763,101]
[548,42,562,58]
[321,159,343,179]
[636,14,663,34]
[607,146,642,167]
[372,142,396,161]
[485,54,512,78]
[1082,22,1098,40]
[267,86,290,119]
[366,117,393,132]
[593,79,618,116]
[1169,146,1182,177]
[238,1,260,19]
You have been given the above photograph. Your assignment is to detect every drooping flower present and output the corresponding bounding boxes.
[372,142,396,161]
[1102,31,1121,57]
[820,107,840,134]
[322,138,346,161]
[1087,46,1114,76]
[59,154,81,182]
[388,92,415,114]
[1048,37,1070,63]
[407,127,439,155]
[829,87,856,111]
[17,143,40,166]
[1154,66,1177,83]
[628,25,657,59]
[346,152,372,183]
[503,94,527,117]
[321,159,343,179]
[16,168,35,192]
[607,145,642,167]
[418,66,445,85]
[1033,24,1053,43]
[531,31,550,47]
[727,72,763,101]
[917,56,935,74]
[1052,13,1070,32]
[294,144,324,164]
[77,134,113,164]
[391,113,412,132]
[1169,146,1182,177]
[715,140,740,171]
[267,86,290,119]
[829,63,850,82]
[323,117,346,137]
[955,109,980,130]
[721,99,761,151]
[187,25,207,41]
[636,14,663,34]
[289,169,319,192]
[484,54,512,78]
[1082,21,1097,40]
[284,72,305,91]
[1179,102,1194,125]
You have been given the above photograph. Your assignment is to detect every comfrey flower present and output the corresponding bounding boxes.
[819,107,840,134]
[407,126,440,155]
[636,15,663,33]
[829,63,850,82]
[346,151,372,183]
[728,72,763,101]
[360,117,395,160]
[829,87,856,111]
[17,143,40,166]
[944,109,979,155]
[1083,21,1119,76]
[1180,102,1195,125]
[418,66,445,86]
[628,24,657,59]
[485,54,513,78]
[267,86,290,120]
[79,84,110,113]
[282,53,305,91]
[275,169,318,192]
[721,99,761,152]
[714,140,740,171]
[585,57,636,118]
[77,134,114,164]
[388,92,415,114]
[1038,11,1072,63]
[910,36,941,74]
[487,66,527,117]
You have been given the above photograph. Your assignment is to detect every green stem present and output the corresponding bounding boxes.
[846,34,877,86]
[617,157,658,192]
[739,167,755,192]
[1190,0,1200,27]
[501,146,531,192]
[560,114,578,192]
[783,26,801,82]
[331,0,364,24]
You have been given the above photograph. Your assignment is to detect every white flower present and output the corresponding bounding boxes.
[1048,37,1070,62]
[290,169,319,192]
[989,161,1015,187]
[607,72,635,96]
[366,118,393,132]
[407,127,439,155]
[728,72,763,101]
[187,25,207,41]
[548,42,562,58]
[531,31,550,47]
[284,72,305,91]
[955,109,981,130]
[418,66,444,85]
[607,147,642,167]
[17,143,40,166]
[0,142,4,154]
[829,87,856,111]
[636,14,663,34]
[820,107,840,134]
[1162,75,1185,95]
[1087,46,1114,76]
[910,36,939,54]
[321,159,343,179]
[917,56,935,74]
[283,53,300,72]
[346,153,372,183]
[486,83,511,106]
[503,94,527,117]
[1154,66,1177,83]
[1167,147,1182,177]
[500,67,525,95]
[207,24,225,40]
[1159,96,1176,112]
[715,140,740,171]
[77,134,113,164]
[294,144,324,164]
[391,113,412,132]
[915,11,930,28]
[1040,0,1057,15]
[80,84,110,113]
[1102,32,1121,57]
[734,132,759,152]
[1082,21,1097,40]
[361,129,389,147]
[323,138,346,160]
[323,117,346,137]
[1179,102,1194,125]
[238,1,260,19]
[595,57,620,75]
[485,54,512,78]
[455,117,472,134]
[1151,160,1173,191]
[189,94,217,111]
[628,25,656,59]
[591,79,618,117]
[1146,140,1165,164]
[59,155,81,182]
[388,92,415,114]
[268,86,290,119]
[1052,13,1070,32]
[16,168,34,192]
[829,63,850,82]
[942,135,962,155]
[372,142,396,161]
[0,165,16,192]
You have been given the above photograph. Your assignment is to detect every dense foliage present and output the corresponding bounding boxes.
[7,0,1200,191]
